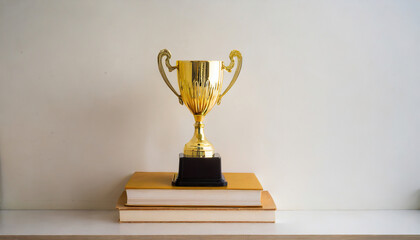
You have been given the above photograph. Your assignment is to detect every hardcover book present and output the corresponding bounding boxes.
[125,172,263,206]
[117,191,276,223]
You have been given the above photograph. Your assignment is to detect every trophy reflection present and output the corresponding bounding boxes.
[158,49,242,186]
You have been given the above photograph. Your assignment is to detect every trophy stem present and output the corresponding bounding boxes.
[193,115,207,141]
[183,115,215,158]
[194,121,205,140]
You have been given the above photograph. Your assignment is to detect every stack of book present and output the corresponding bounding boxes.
[116,172,276,223]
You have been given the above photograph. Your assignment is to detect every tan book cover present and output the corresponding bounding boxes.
[125,172,263,190]
[117,191,276,211]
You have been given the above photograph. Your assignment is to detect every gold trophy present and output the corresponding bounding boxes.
[157,49,242,186]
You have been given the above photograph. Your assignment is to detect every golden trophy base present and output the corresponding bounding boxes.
[172,153,228,187]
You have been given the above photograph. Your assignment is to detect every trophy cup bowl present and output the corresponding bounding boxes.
[178,60,222,158]
[158,49,242,186]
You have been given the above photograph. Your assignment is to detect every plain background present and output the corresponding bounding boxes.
[0,0,419,210]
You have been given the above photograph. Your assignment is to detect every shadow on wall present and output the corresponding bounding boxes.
[415,189,420,210]
[16,75,158,209]
[108,173,132,210]
[55,74,159,209]
[0,155,2,209]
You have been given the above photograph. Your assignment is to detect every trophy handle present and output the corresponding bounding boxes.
[157,49,183,105]
[218,50,242,105]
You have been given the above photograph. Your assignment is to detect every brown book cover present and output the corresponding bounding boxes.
[125,172,263,190]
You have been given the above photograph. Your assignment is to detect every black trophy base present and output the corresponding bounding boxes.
[172,153,228,187]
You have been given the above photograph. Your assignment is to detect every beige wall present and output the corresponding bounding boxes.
[0,0,419,209]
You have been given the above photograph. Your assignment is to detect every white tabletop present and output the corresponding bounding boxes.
[0,210,419,237]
